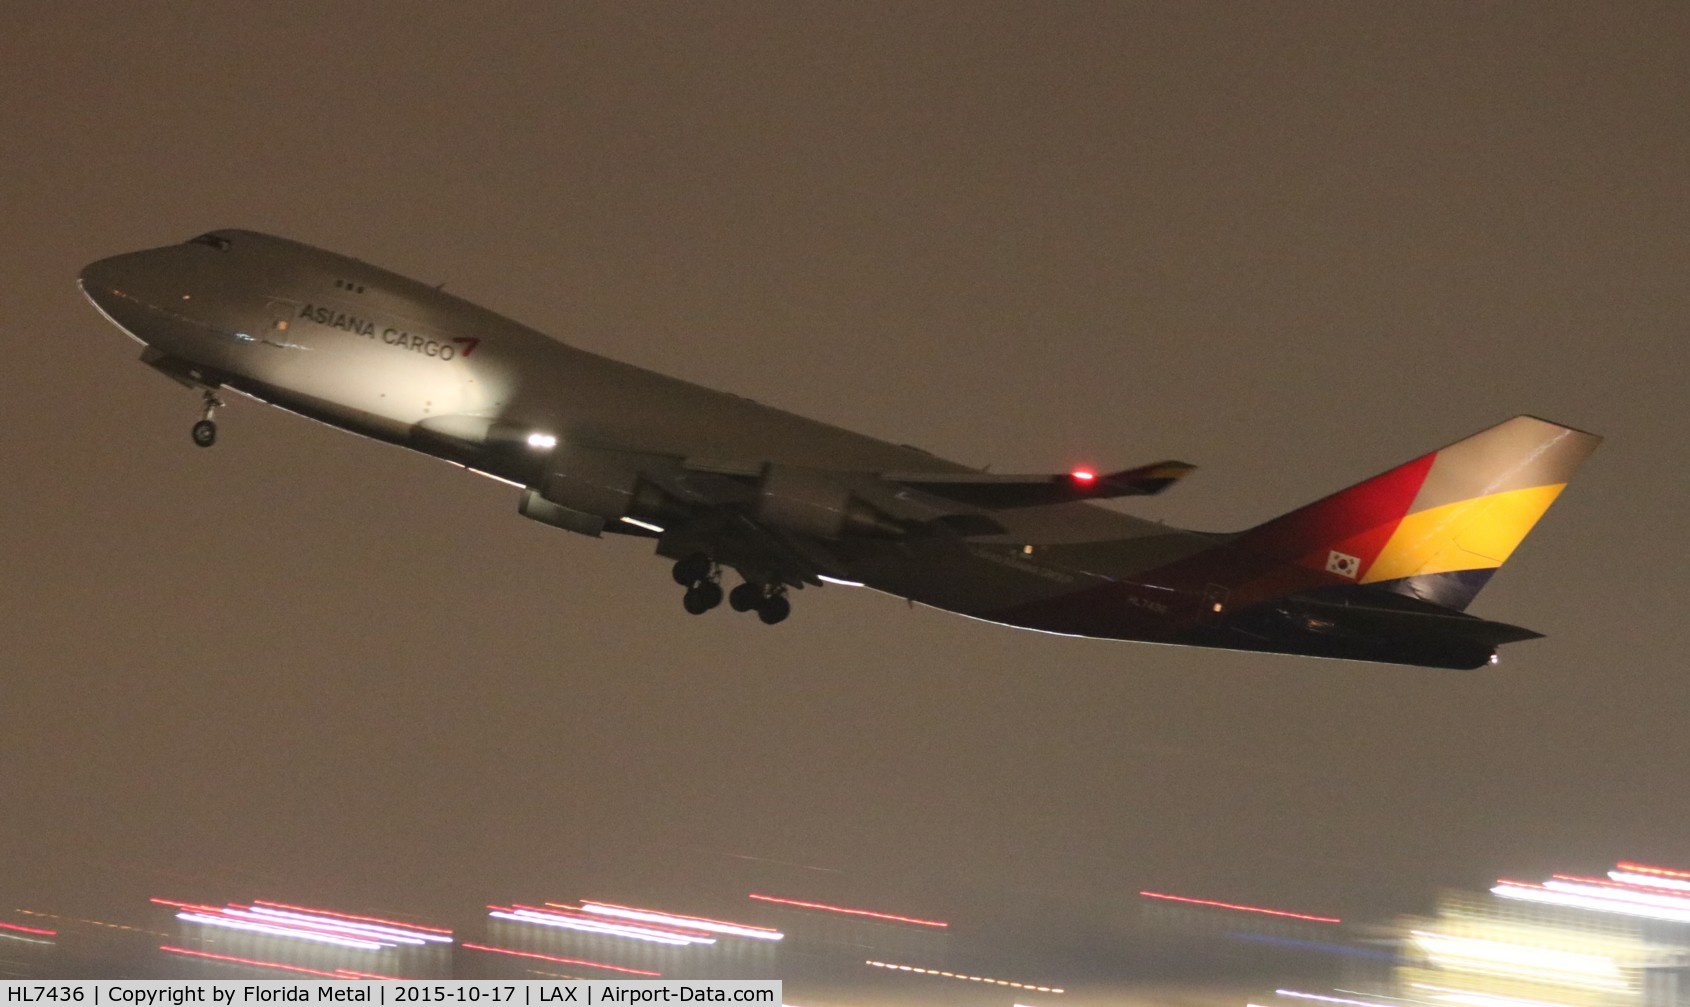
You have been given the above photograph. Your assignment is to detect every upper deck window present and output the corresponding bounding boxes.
[187,233,232,251]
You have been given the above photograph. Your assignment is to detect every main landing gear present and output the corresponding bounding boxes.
[191,390,223,448]
[672,552,790,625]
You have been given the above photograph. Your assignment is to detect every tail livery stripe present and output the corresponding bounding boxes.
[1246,416,1599,598]
[1362,482,1566,582]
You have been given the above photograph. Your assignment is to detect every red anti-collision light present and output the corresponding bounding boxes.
[1071,469,1097,483]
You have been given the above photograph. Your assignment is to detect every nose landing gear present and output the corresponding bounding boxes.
[191,390,223,448]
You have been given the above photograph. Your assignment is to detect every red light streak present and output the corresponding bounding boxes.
[462,943,661,976]
[159,946,393,979]
[0,922,56,937]
[1071,469,1097,483]
[747,894,948,928]
[1138,891,1341,924]
[254,900,453,936]
[1617,862,1690,880]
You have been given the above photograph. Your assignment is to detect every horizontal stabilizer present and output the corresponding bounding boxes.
[890,460,1194,509]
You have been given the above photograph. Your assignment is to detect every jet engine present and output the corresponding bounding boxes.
[754,464,904,539]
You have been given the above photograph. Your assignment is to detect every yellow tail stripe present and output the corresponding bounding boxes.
[1362,483,1566,583]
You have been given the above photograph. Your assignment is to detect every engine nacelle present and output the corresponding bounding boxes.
[523,443,686,535]
[755,464,904,539]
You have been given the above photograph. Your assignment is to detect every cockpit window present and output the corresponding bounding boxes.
[187,233,232,251]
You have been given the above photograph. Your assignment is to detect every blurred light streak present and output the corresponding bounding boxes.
[488,907,711,946]
[1546,874,1690,912]
[1408,983,1573,1007]
[1493,879,1690,923]
[749,894,948,928]
[1138,890,1341,923]
[1273,991,1407,1007]
[1609,868,1690,893]
[247,906,438,945]
[462,942,661,976]
[523,904,714,943]
[0,932,53,946]
[253,900,454,937]
[0,922,56,937]
[580,901,783,940]
[1409,930,1626,991]
[1615,861,1690,881]
[176,911,385,949]
[540,903,718,940]
[863,959,1063,993]
[158,898,452,949]
[160,946,395,979]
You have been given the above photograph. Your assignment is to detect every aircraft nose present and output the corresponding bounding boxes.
[78,254,130,304]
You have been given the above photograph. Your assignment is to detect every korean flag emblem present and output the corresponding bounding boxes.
[1326,550,1361,579]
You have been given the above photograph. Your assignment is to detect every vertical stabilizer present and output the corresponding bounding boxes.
[1237,416,1601,610]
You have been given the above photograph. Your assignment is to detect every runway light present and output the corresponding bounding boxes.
[863,959,1062,993]
[748,894,948,928]
[462,942,661,976]
[1138,891,1341,924]
[527,432,558,449]
[580,902,783,941]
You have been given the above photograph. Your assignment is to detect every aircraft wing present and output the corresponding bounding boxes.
[885,460,1194,509]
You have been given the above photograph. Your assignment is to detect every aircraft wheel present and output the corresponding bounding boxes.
[757,593,791,626]
[693,580,723,612]
[682,588,712,615]
[728,582,761,613]
[672,552,711,587]
[191,419,218,448]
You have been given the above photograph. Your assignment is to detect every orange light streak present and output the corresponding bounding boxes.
[1617,862,1690,880]
[1137,891,1340,923]
[747,894,948,928]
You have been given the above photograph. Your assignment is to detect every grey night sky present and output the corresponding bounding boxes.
[3,1,1688,938]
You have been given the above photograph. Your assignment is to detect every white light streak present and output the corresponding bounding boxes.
[177,912,384,950]
[864,960,1062,994]
[1274,991,1400,1007]
[0,933,53,946]
[1610,869,1690,893]
[247,906,448,945]
[1409,984,1577,1007]
[1409,930,1627,991]
[1494,880,1690,924]
[618,516,665,533]
[580,903,782,941]
[491,909,712,946]
[816,575,864,587]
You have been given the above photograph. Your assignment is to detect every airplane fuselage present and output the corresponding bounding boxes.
[79,230,1598,668]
